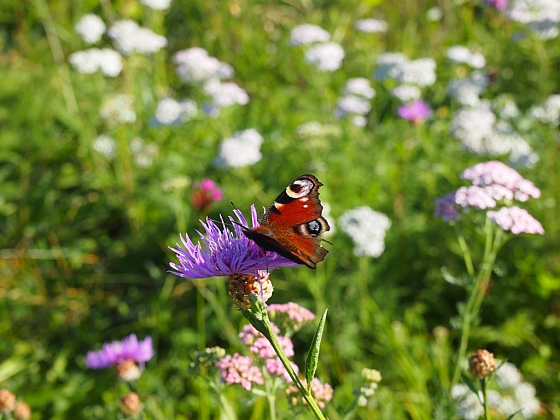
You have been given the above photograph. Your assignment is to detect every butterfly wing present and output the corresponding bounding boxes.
[243,174,330,268]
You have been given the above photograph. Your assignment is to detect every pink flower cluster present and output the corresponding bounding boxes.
[191,178,223,212]
[268,302,316,325]
[434,161,544,234]
[215,353,264,391]
[286,377,334,409]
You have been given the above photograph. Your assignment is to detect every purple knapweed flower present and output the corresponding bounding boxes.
[168,205,298,279]
[216,353,264,391]
[397,100,432,124]
[487,206,544,234]
[191,178,223,212]
[434,193,461,222]
[85,334,154,373]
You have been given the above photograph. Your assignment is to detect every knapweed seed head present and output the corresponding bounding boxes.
[169,205,298,279]
[469,349,497,378]
[121,392,142,416]
[228,272,274,309]
[0,389,16,413]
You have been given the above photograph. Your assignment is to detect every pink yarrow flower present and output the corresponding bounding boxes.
[265,358,299,382]
[397,99,432,124]
[287,377,334,409]
[216,353,264,391]
[168,205,298,279]
[85,334,154,370]
[487,206,544,234]
[455,186,497,209]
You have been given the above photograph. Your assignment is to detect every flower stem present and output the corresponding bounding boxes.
[480,377,491,420]
[242,295,328,420]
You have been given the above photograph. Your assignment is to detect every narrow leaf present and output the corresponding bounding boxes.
[305,307,328,387]
[460,373,482,404]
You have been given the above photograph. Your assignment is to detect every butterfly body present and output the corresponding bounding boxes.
[242,174,330,269]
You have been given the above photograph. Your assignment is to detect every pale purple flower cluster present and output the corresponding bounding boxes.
[435,161,544,235]
[168,205,297,279]
[85,334,154,369]
[216,353,264,391]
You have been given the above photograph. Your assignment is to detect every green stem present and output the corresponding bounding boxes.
[480,377,491,420]
[242,296,328,420]
[264,374,278,420]
[455,225,475,278]
[452,220,507,385]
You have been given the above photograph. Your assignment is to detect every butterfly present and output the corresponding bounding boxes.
[241,174,330,269]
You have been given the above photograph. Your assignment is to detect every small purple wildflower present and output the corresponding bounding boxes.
[287,377,334,409]
[216,353,264,391]
[397,100,432,124]
[238,323,280,346]
[85,334,154,369]
[461,161,540,201]
[265,358,299,382]
[250,336,294,359]
[487,207,544,234]
[487,0,508,12]
[168,205,298,279]
[268,302,315,324]
[434,193,461,222]
[191,178,223,212]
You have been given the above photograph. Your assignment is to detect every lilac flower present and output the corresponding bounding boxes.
[268,302,316,325]
[434,193,461,222]
[216,353,264,391]
[250,336,294,359]
[397,100,432,124]
[169,205,298,279]
[85,334,154,370]
[265,358,299,382]
[461,161,541,201]
[487,206,544,234]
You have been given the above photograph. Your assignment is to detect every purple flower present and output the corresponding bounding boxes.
[461,161,540,202]
[168,205,298,279]
[434,193,461,222]
[487,0,508,12]
[268,302,315,324]
[85,334,154,369]
[397,100,432,124]
[265,358,299,382]
[216,353,264,391]
[191,178,223,212]
[487,207,544,234]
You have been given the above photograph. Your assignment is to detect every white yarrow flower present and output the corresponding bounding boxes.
[354,18,389,33]
[305,42,345,71]
[204,80,249,108]
[93,134,117,159]
[108,20,167,55]
[75,14,106,44]
[447,45,486,68]
[173,47,234,83]
[391,85,421,102]
[289,24,331,46]
[374,53,436,87]
[528,94,560,125]
[70,48,122,77]
[215,129,264,168]
[99,94,136,124]
[153,97,197,125]
[334,96,371,118]
[339,206,391,257]
[140,0,172,10]
[343,78,376,99]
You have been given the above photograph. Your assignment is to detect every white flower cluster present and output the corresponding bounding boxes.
[447,71,489,107]
[289,24,344,72]
[140,0,172,10]
[528,94,560,125]
[452,362,540,419]
[75,14,106,44]
[374,52,437,87]
[152,98,197,125]
[92,134,117,159]
[354,18,389,33]
[203,80,249,109]
[304,42,345,72]
[391,84,421,102]
[99,94,136,124]
[333,78,374,126]
[130,138,159,168]
[506,0,560,39]
[215,129,264,168]
[173,47,234,83]
[295,121,341,139]
[339,206,391,258]
[446,45,486,68]
[69,48,122,77]
[108,20,167,55]
[450,101,539,167]
[289,24,331,46]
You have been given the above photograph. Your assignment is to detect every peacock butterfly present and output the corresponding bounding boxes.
[241,174,330,269]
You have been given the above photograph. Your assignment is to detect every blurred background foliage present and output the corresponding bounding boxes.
[0,0,559,418]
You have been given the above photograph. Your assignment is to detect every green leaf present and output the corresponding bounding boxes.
[507,409,522,420]
[305,307,328,388]
[460,372,482,404]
